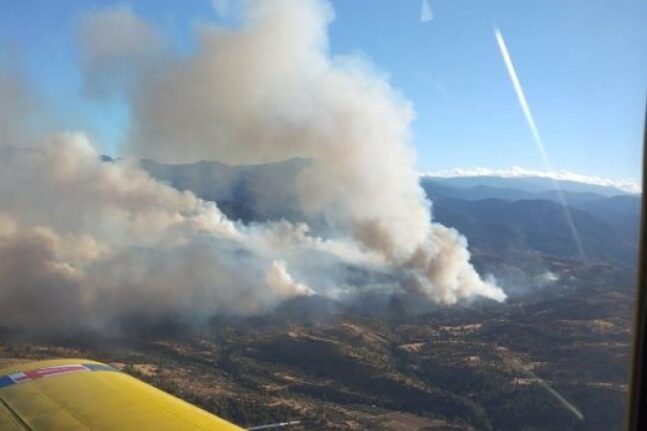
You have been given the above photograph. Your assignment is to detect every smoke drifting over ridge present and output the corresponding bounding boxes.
[0,0,504,333]
[0,135,381,331]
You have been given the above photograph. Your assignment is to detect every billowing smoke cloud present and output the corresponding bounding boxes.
[0,134,379,331]
[265,260,315,298]
[0,0,504,332]
[78,5,165,98]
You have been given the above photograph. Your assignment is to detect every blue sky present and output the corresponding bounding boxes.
[1,0,646,181]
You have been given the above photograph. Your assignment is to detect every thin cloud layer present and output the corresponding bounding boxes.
[421,166,640,193]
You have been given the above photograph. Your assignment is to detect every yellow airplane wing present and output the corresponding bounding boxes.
[0,358,244,431]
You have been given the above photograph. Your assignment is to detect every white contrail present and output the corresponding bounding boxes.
[527,368,585,421]
[248,421,301,430]
[420,0,433,22]
[494,28,585,260]
[500,347,585,421]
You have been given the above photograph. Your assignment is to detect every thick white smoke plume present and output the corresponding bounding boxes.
[0,135,378,331]
[0,0,504,332]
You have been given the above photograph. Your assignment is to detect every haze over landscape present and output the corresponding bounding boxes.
[0,0,644,430]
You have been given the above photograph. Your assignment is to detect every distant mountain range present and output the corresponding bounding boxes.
[420,176,641,264]
[140,158,310,223]
[139,158,641,266]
